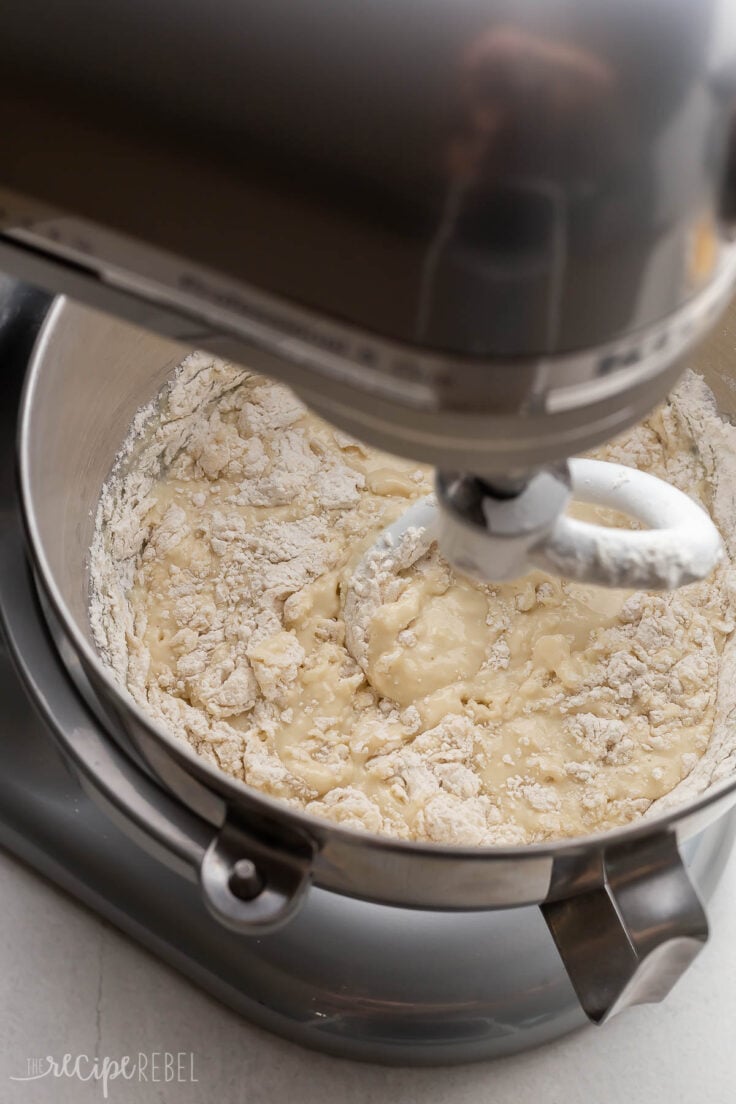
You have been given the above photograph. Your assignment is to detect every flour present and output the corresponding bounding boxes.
[344,523,432,673]
[89,359,736,844]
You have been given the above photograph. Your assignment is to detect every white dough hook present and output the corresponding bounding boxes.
[353,459,723,593]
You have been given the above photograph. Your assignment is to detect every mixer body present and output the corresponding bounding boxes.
[0,0,735,476]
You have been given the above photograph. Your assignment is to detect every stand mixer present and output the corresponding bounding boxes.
[2,0,736,1064]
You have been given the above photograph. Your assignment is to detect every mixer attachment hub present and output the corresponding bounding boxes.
[436,466,572,583]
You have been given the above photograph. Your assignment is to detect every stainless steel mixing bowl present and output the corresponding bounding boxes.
[17,295,736,1024]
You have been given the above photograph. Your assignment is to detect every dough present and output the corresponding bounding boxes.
[90,358,736,845]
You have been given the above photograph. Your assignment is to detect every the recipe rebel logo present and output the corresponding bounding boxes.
[9,1052,198,1098]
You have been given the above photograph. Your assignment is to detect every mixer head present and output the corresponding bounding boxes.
[0,1,736,582]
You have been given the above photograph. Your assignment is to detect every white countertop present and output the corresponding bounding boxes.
[0,847,734,1104]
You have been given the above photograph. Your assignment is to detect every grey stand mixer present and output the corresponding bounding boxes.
[2,0,736,1063]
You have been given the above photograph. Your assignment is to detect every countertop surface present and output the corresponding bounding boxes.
[0,847,734,1104]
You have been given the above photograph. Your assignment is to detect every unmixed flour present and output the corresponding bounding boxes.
[89,359,736,845]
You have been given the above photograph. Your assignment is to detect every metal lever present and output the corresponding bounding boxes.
[542,833,709,1023]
